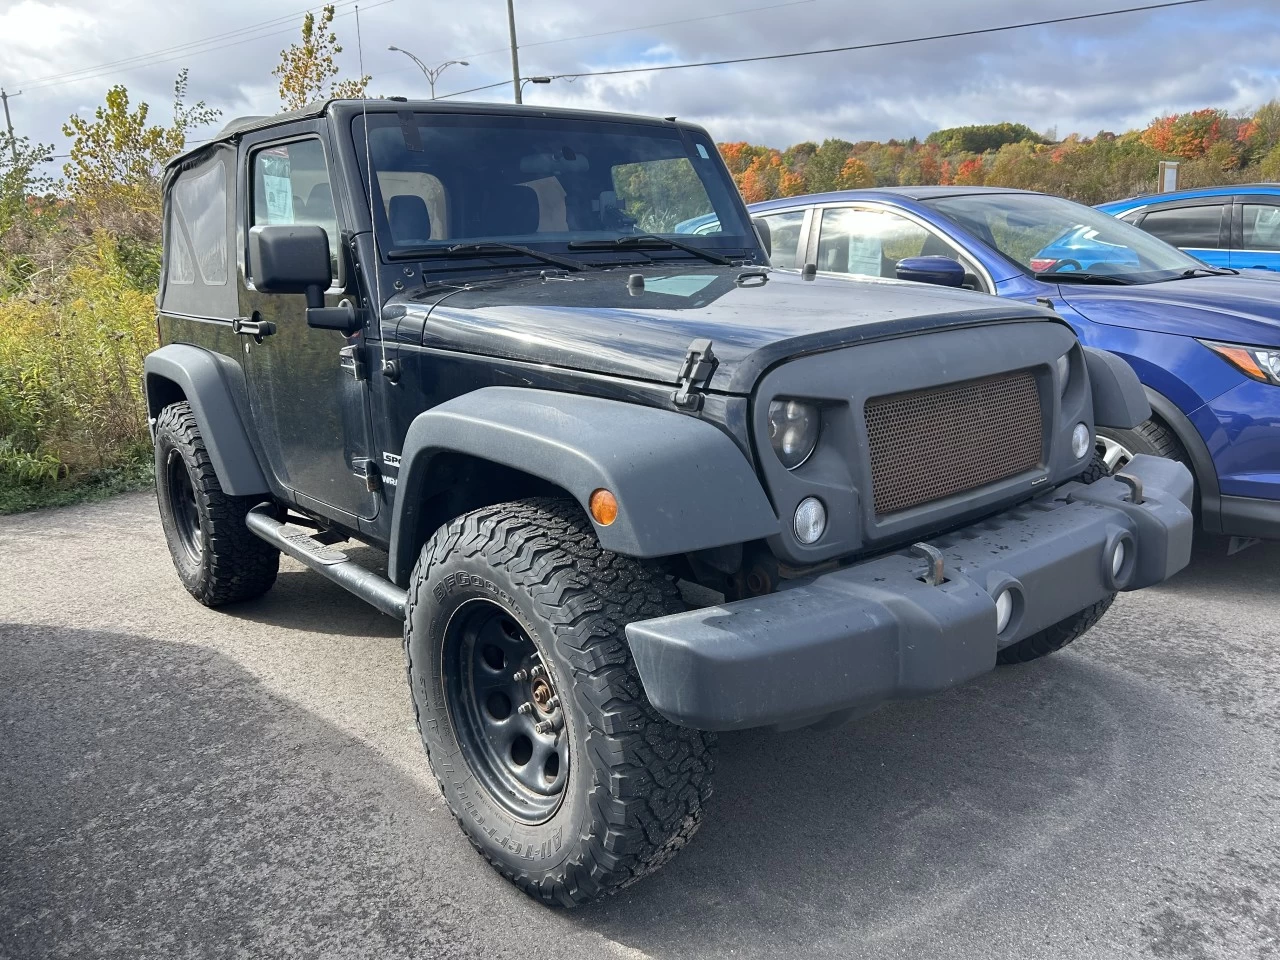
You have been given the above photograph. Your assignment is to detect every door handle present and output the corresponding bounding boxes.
[232,315,276,338]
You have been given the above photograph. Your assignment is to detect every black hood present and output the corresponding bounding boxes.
[387,266,1060,394]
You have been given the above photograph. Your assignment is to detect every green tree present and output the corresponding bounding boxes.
[0,133,54,234]
[805,139,855,192]
[61,70,219,212]
[926,123,1045,154]
[274,4,370,109]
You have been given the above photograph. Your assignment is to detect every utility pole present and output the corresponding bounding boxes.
[0,88,20,163]
[506,0,522,104]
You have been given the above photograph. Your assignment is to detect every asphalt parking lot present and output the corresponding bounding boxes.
[2,492,1279,960]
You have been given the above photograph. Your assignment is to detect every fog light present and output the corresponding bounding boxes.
[995,588,1014,634]
[1111,540,1127,578]
[793,497,826,544]
[1072,422,1091,460]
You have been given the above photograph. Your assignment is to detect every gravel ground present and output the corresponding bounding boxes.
[2,492,1278,960]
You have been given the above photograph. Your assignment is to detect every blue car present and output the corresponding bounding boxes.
[1097,184,1280,271]
[732,187,1280,544]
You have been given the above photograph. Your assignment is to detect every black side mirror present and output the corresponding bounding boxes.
[751,217,772,259]
[249,224,356,332]
[895,255,966,288]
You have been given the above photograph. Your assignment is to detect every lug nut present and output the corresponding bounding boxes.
[529,665,545,680]
[518,702,534,716]
[535,720,552,734]
[512,669,528,682]
[546,696,560,710]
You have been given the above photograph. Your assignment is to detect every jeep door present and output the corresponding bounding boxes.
[237,123,378,523]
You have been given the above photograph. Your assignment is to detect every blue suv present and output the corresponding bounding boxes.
[1097,184,1280,271]
[697,188,1280,543]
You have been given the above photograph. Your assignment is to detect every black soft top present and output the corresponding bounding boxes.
[167,98,692,171]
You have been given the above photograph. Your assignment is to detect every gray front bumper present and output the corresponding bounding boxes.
[626,455,1194,732]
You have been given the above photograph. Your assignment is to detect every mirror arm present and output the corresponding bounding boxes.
[306,297,359,333]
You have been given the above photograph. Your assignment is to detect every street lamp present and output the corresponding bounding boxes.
[387,46,469,100]
[520,76,553,95]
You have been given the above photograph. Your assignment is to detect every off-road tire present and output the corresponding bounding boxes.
[404,497,715,907]
[996,595,1116,664]
[997,453,1115,664]
[1097,418,1188,470]
[154,401,279,606]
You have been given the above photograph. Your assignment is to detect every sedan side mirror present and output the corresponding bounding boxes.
[751,217,772,259]
[249,224,356,332]
[895,255,966,288]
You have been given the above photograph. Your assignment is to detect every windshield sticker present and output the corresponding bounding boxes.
[696,143,709,159]
[263,174,294,223]
[847,235,883,276]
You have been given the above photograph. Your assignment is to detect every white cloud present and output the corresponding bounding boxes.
[1,0,1277,163]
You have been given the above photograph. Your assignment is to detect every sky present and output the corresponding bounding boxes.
[2,0,1279,165]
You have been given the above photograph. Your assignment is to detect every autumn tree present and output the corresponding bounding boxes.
[835,156,874,189]
[274,4,370,109]
[61,70,219,212]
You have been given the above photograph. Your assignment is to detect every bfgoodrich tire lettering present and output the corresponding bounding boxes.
[154,401,279,606]
[404,498,715,907]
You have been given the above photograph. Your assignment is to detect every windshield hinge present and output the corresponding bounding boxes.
[673,338,718,410]
[339,344,369,381]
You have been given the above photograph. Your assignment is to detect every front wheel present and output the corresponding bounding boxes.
[154,401,280,606]
[404,498,715,907]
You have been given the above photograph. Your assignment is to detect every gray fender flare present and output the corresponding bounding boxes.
[387,387,780,585]
[144,344,269,496]
[1084,347,1151,429]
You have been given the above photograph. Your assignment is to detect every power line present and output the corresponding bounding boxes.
[454,0,1220,91]
[19,0,392,92]
[455,0,818,62]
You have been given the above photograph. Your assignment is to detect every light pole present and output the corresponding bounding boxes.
[387,46,469,100]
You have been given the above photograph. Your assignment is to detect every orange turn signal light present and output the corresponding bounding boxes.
[589,488,618,526]
[1204,341,1267,381]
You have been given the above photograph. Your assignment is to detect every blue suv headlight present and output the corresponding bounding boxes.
[1201,340,1280,386]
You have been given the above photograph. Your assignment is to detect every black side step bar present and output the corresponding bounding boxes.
[245,505,407,619]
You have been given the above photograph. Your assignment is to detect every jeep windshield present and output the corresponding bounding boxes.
[352,112,755,270]
[923,192,1215,284]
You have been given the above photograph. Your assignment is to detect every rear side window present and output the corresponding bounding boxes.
[1242,203,1280,251]
[1139,204,1225,249]
[251,138,340,276]
[169,164,227,285]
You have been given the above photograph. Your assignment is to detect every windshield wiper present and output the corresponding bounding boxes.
[1178,266,1238,278]
[391,241,585,272]
[567,234,733,265]
[1035,271,1132,285]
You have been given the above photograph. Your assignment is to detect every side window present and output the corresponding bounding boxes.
[170,164,227,286]
[1242,203,1280,251]
[758,210,806,270]
[816,207,962,278]
[1139,204,1225,249]
[251,138,339,276]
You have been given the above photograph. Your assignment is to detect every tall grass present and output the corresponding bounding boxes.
[0,227,158,510]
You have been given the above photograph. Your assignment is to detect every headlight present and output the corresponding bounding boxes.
[1201,340,1280,385]
[768,399,820,469]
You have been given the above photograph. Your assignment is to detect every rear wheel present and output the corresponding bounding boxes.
[154,402,280,606]
[404,498,715,906]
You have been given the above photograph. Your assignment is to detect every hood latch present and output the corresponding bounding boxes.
[673,338,718,411]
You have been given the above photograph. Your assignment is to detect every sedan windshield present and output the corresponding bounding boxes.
[923,192,1208,283]
[352,112,754,266]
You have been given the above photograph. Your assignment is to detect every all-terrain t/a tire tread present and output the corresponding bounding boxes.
[404,498,715,906]
[155,402,279,606]
[996,595,1116,664]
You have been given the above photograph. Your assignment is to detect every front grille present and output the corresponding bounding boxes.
[864,370,1043,516]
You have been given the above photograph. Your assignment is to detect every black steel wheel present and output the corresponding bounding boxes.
[444,600,569,823]
[165,447,202,564]
[405,498,715,907]
[154,401,280,607]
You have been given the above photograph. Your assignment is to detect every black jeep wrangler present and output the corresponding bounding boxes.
[146,99,1194,906]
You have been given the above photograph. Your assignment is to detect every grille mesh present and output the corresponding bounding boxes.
[864,371,1042,516]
